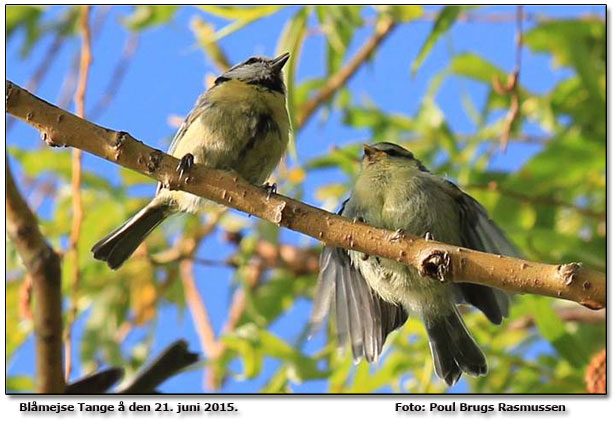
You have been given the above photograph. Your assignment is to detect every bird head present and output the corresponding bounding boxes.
[214,52,290,94]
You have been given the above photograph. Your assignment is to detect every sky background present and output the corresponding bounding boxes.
[6,5,606,393]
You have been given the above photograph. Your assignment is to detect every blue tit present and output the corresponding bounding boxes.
[92,53,291,269]
[310,142,520,386]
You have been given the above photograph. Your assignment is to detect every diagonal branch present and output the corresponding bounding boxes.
[6,162,65,393]
[65,5,92,381]
[179,260,222,360]
[492,5,523,152]
[295,17,396,129]
[5,80,605,310]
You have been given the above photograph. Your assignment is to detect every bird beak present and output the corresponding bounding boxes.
[270,52,290,72]
[363,144,385,163]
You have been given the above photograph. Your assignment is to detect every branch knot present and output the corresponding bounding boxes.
[420,249,451,282]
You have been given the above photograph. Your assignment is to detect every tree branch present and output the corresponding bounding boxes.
[6,162,65,393]
[295,17,396,128]
[492,5,523,152]
[5,80,605,310]
[179,260,221,361]
[65,5,92,381]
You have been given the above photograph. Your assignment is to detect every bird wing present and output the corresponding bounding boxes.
[310,201,408,362]
[156,92,210,195]
[441,179,522,324]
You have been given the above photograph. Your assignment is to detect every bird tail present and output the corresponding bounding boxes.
[92,204,170,270]
[424,307,487,386]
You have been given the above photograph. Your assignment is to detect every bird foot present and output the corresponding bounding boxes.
[390,228,405,242]
[424,232,434,241]
[263,182,277,200]
[176,153,194,180]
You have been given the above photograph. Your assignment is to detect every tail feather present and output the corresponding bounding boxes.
[92,204,169,269]
[425,308,487,386]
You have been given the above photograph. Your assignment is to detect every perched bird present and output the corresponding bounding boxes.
[92,53,291,269]
[310,142,520,386]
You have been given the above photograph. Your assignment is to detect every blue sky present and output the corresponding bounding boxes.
[6,5,605,393]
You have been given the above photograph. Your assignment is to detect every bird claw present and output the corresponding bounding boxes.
[263,182,277,200]
[390,229,405,242]
[424,232,434,241]
[176,153,194,180]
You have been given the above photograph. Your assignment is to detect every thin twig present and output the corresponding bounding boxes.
[206,255,265,390]
[295,17,396,129]
[159,210,226,391]
[508,305,605,330]
[56,5,109,112]
[179,260,222,361]
[468,182,605,220]
[64,5,92,382]
[494,5,523,152]
[89,32,140,120]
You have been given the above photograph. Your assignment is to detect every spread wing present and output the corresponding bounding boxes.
[310,202,408,363]
[442,180,522,324]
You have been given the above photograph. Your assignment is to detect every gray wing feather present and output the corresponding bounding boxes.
[310,245,408,363]
[334,260,351,349]
[443,180,521,323]
[309,247,337,333]
[341,261,364,359]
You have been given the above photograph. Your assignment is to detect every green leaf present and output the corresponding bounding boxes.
[316,6,364,75]
[198,5,284,20]
[525,19,605,110]
[257,329,328,382]
[200,6,286,41]
[6,5,46,56]
[123,5,178,30]
[9,147,114,191]
[520,297,589,368]
[412,6,475,75]
[306,143,361,176]
[449,52,508,84]
[246,274,314,326]
[293,78,325,112]
[221,325,265,379]
[190,16,230,70]
[120,166,155,186]
[6,375,35,392]
[6,280,31,360]
[376,5,423,23]
[506,132,605,196]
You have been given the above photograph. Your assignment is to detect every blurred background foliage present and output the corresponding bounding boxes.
[6,5,605,393]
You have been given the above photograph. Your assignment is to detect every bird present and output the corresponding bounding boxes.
[92,53,291,269]
[310,142,520,386]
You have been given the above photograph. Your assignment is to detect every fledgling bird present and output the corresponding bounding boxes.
[92,53,291,269]
[310,142,520,386]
